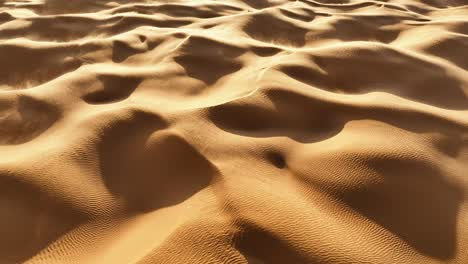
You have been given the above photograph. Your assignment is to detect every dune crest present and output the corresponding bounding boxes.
[0,0,467,263]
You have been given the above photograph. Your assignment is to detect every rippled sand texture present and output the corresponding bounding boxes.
[0,0,467,263]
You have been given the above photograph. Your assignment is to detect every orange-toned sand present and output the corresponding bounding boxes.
[0,0,467,263]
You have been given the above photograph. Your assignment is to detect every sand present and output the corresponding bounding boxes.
[0,0,467,263]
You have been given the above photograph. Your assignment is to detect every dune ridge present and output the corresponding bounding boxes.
[0,0,467,263]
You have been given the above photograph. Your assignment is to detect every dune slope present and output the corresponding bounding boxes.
[0,0,467,263]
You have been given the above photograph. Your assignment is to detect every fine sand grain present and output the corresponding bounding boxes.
[0,0,467,263]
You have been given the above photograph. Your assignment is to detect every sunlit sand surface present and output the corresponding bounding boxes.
[0,0,467,263]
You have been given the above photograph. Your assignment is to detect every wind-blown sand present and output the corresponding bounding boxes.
[0,0,467,263]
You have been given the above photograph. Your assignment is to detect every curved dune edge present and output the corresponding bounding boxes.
[0,0,467,263]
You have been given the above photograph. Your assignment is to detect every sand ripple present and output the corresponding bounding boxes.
[0,0,467,263]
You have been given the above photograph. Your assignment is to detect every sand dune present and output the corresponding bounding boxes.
[0,0,467,263]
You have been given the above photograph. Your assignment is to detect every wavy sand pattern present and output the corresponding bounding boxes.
[0,0,467,263]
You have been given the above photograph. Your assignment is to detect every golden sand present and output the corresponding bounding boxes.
[0,0,467,263]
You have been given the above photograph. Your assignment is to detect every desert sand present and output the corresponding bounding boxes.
[0,0,467,263]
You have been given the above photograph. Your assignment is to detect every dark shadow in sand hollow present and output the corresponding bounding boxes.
[0,175,87,263]
[338,157,463,259]
[83,75,142,104]
[0,96,59,145]
[98,111,216,212]
[234,222,317,264]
